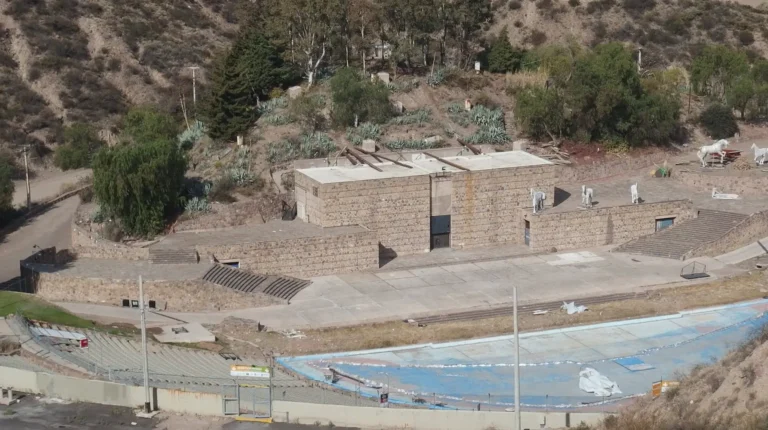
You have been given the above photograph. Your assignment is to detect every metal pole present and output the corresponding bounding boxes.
[513,286,521,430]
[269,365,273,418]
[23,147,30,211]
[188,66,200,113]
[139,276,151,413]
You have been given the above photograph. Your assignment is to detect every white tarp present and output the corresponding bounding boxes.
[579,367,622,397]
[562,302,587,314]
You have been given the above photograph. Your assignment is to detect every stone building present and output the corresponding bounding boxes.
[294,151,558,258]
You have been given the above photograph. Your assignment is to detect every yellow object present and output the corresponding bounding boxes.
[235,416,273,423]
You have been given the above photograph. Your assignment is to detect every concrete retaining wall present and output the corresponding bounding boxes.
[0,366,604,429]
[686,210,768,259]
[271,401,605,429]
[27,272,280,311]
[0,366,223,416]
[526,200,695,251]
[674,170,768,196]
[71,222,149,260]
[196,228,379,278]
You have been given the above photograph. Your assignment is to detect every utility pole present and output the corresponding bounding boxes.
[23,146,30,211]
[513,286,521,430]
[139,276,152,413]
[637,48,642,74]
[188,66,200,113]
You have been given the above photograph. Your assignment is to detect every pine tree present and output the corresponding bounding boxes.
[204,28,289,141]
[488,27,522,73]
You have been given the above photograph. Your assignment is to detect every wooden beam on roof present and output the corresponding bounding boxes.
[347,147,383,172]
[355,148,413,168]
[457,138,482,155]
[423,151,470,171]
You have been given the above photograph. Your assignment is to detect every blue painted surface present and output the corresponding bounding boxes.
[279,301,768,410]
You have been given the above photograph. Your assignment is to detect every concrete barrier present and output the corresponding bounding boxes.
[272,401,605,429]
[0,366,604,428]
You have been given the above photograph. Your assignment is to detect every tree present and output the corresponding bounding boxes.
[122,106,179,144]
[54,123,104,170]
[515,86,566,140]
[330,68,392,127]
[205,28,289,140]
[93,139,187,237]
[0,157,13,213]
[488,28,522,73]
[726,75,756,120]
[290,94,326,133]
[690,45,749,100]
[349,0,381,74]
[699,104,738,139]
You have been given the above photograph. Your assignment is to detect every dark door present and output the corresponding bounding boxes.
[524,220,530,246]
[431,233,450,249]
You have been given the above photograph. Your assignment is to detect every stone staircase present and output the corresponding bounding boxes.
[202,264,311,302]
[149,248,198,264]
[614,210,748,260]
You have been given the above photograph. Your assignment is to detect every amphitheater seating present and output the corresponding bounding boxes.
[202,264,311,302]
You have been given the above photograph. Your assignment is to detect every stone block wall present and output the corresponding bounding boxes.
[451,165,557,249]
[71,223,149,260]
[674,170,768,196]
[526,200,695,251]
[30,272,280,312]
[196,228,379,277]
[686,210,768,259]
[314,176,432,257]
[295,171,325,224]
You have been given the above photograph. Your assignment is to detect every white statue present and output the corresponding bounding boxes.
[630,183,639,204]
[697,139,729,167]
[751,143,768,165]
[581,185,594,208]
[530,188,546,214]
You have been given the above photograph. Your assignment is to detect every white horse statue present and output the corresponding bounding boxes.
[751,143,768,165]
[581,185,594,208]
[530,188,546,214]
[630,183,639,204]
[697,139,729,167]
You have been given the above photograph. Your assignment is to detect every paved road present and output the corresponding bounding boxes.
[0,196,79,284]
[12,169,91,207]
[280,299,768,411]
[55,249,744,330]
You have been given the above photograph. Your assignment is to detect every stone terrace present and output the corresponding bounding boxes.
[550,174,768,215]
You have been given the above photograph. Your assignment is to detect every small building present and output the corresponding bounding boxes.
[294,151,557,259]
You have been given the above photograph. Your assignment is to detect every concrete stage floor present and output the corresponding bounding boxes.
[278,300,768,410]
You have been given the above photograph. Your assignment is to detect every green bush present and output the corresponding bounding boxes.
[465,126,510,145]
[257,97,288,115]
[267,133,337,164]
[177,120,207,150]
[289,94,325,133]
[0,157,14,212]
[330,68,392,127]
[53,123,104,170]
[261,114,294,126]
[346,122,382,145]
[384,139,438,150]
[699,104,738,139]
[515,87,566,140]
[488,27,524,73]
[389,109,432,125]
[122,106,179,144]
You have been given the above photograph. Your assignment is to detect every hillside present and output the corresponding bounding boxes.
[2,0,768,166]
[0,0,237,162]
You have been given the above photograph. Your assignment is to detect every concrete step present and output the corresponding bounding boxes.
[149,248,198,264]
[615,210,748,259]
[201,264,312,302]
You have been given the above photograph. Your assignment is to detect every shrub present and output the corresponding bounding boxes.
[738,30,755,46]
[330,68,392,127]
[346,122,382,145]
[78,186,94,203]
[488,28,524,73]
[184,197,211,214]
[290,94,325,133]
[267,133,337,164]
[568,0,580,6]
[208,176,236,203]
[529,30,548,47]
[622,0,654,13]
[508,0,522,9]
[699,104,738,139]
[389,109,432,125]
[54,123,104,170]
[179,121,208,150]
[465,126,510,145]
[122,106,179,144]
[228,167,256,186]
[427,68,446,87]
[384,139,441,150]
[470,105,504,127]
[0,157,14,212]
[535,0,553,9]
[261,114,294,126]
[257,97,288,115]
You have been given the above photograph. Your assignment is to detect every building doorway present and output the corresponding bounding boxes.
[524,220,530,246]
[430,215,451,250]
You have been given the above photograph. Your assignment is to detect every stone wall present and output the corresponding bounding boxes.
[674,170,768,196]
[557,150,679,182]
[30,272,280,311]
[295,171,325,225]
[314,175,432,257]
[451,165,557,249]
[686,210,768,259]
[71,222,149,260]
[197,228,379,277]
[526,200,695,251]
